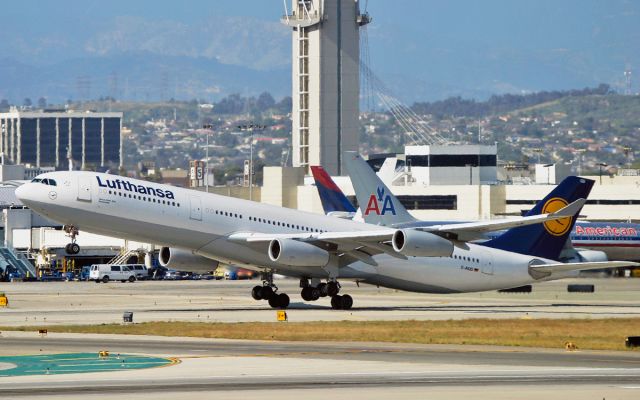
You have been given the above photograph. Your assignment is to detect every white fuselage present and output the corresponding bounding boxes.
[16,171,561,294]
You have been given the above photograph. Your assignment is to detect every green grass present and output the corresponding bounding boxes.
[4,318,640,351]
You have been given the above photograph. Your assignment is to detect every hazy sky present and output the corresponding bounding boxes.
[2,1,639,101]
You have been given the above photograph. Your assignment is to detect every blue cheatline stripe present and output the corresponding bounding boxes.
[0,353,176,377]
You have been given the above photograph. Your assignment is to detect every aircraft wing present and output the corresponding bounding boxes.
[227,229,403,265]
[416,198,585,241]
[227,200,585,264]
[229,230,394,243]
[529,261,639,279]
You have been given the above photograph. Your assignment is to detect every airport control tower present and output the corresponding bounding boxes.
[282,0,370,175]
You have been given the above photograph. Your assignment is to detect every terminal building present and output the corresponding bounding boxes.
[259,150,640,223]
[0,108,123,169]
[402,144,497,185]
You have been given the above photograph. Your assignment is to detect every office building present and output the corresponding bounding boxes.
[0,108,123,169]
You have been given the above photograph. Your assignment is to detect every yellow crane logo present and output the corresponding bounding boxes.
[542,197,572,236]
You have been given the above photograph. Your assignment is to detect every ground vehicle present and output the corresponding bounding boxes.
[80,266,91,281]
[163,269,183,280]
[124,264,150,280]
[89,264,136,283]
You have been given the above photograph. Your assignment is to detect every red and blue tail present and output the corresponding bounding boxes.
[483,176,594,260]
[310,166,356,213]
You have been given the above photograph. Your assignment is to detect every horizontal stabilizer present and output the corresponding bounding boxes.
[529,260,639,279]
[423,198,586,240]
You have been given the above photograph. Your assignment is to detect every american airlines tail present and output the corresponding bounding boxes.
[483,176,594,260]
[344,151,416,226]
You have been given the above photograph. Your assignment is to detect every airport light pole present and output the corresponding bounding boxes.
[623,146,632,168]
[598,162,608,185]
[237,124,266,201]
[575,149,586,176]
[202,124,213,192]
[532,148,543,164]
[543,163,554,185]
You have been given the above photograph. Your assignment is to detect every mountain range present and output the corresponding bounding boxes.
[1,0,639,104]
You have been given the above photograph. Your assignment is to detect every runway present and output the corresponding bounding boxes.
[1,332,640,399]
[2,278,640,399]
[2,277,640,327]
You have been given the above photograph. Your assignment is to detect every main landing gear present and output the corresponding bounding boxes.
[300,279,353,310]
[251,272,290,309]
[64,225,80,255]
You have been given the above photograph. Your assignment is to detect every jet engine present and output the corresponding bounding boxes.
[268,239,330,267]
[392,229,454,257]
[159,247,219,272]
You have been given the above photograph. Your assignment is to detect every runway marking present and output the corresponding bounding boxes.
[0,353,177,376]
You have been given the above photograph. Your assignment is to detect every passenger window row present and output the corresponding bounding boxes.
[453,254,479,263]
[247,215,324,233]
[108,190,180,207]
[213,210,242,219]
[209,210,323,233]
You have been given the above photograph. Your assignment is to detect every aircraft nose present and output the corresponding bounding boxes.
[15,183,32,203]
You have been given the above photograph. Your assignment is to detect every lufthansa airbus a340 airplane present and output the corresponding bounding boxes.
[15,166,636,309]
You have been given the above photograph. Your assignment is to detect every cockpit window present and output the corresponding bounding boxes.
[31,178,57,186]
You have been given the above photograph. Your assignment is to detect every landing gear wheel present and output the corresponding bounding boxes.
[251,285,263,300]
[69,243,80,254]
[327,281,340,297]
[128,276,136,283]
[261,286,274,301]
[63,225,80,255]
[317,282,328,297]
[341,294,353,310]
[102,276,110,283]
[301,287,321,301]
[277,293,290,309]
[65,243,80,255]
[331,295,343,310]
[269,293,290,309]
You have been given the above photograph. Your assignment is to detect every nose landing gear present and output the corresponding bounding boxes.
[64,225,80,255]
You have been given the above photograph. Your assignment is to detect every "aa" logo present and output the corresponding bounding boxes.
[364,187,396,216]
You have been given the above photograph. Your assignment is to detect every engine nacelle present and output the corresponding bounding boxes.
[159,247,219,272]
[392,229,454,257]
[268,239,330,267]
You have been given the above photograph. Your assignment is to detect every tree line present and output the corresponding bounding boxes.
[411,84,613,118]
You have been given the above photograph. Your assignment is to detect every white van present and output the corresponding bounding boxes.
[90,264,137,283]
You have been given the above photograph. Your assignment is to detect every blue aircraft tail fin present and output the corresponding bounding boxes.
[483,176,594,260]
[310,166,356,213]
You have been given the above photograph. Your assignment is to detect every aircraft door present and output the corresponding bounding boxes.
[189,196,202,221]
[480,249,494,275]
[77,176,92,202]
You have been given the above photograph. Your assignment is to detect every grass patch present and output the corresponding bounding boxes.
[3,318,640,351]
